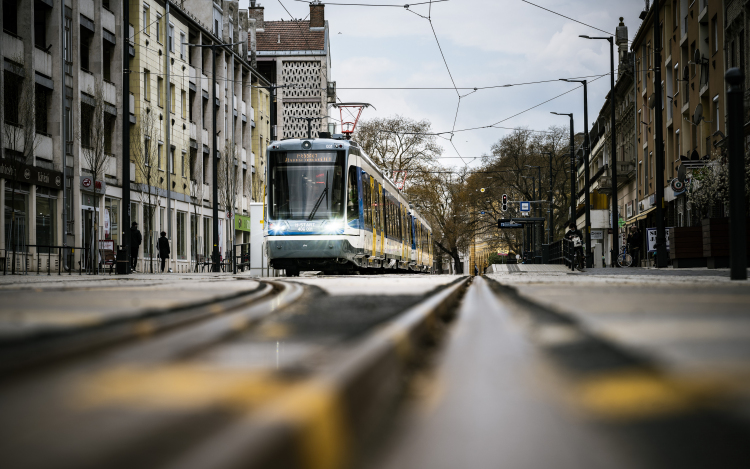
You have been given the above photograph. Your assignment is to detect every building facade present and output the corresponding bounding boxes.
[249,1,333,142]
[631,0,726,240]
[1,0,271,273]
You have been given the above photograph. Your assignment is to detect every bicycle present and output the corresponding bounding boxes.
[617,244,633,267]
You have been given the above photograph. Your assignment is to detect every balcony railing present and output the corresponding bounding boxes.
[241,147,247,163]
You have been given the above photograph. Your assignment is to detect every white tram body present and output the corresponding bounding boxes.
[265,136,433,276]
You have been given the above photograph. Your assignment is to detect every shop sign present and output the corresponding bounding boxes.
[0,161,63,190]
[590,230,603,240]
[80,176,106,194]
[235,214,251,232]
[647,227,672,253]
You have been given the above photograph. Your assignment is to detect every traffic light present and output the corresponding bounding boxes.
[502,194,507,212]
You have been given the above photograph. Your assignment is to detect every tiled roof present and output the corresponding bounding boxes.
[255,21,325,52]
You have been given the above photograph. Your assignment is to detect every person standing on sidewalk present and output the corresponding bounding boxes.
[130,222,142,272]
[158,232,170,273]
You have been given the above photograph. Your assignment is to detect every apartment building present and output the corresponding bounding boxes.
[584,18,638,266]
[724,0,749,127]
[0,0,271,273]
[632,0,725,232]
[249,1,334,142]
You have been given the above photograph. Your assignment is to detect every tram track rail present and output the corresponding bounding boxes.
[0,279,296,377]
[0,276,469,469]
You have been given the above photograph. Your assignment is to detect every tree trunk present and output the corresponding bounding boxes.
[452,250,462,274]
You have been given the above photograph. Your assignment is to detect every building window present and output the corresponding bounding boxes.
[213,7,222,36]
[170,147,175,174]
[690,41,696,77]
[144,137,151,166]
[181,90,186,119]
[177,212,186,259]
[202,216,211,259]
[143,3,150,35]
[180,32,185,59]
[144,69,151,101]
[181,150,186,177]
[104,197,120,247]
[5,187,29,252]
[3,70,23,126]
[157,76,164,107]
[34,1,48,50]
[156,13,162,43]
[168,23,174,52]
[170,84,175,112]
[63,17,72,72]
[712,16,718,53]
[3,0,19,36]
[158,142,163,170]
[713,95,720,132]
[103,43,113,82]
[80,29,93,72]
[190,213,198,259]
[35,189,56,253]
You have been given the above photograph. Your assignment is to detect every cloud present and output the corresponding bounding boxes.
[240,0,645,166]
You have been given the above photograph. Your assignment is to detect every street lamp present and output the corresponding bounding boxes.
[184,40,245,272]
[580,34,620,267]
[559,78,592,268]
[550,112,575,233]
[541,151,554,244]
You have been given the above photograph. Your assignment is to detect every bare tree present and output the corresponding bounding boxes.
[354,115,442,189]
[131,108,161,272]
[188,149,204,271]
[77,80,110,273]
[2,57,41,273]
[217,142,240,260]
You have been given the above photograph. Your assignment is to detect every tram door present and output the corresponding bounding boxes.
[370,176,376,259]
[378,184,385,257]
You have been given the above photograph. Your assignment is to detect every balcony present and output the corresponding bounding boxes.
[202,128,209,143]
[201,74,209,93]
[130,162,135,182]
[36,134,53,160]
[128,25,135,56]
[598,176,613,194]
[104,153,117,177]
[33,47,52,77]
[242,196,248,212]
[79,69,95,94]
[3,32,24,59]
[101,7,115,35]
[233,96,237,110]
[215,83,220,98]
[241,147,247,163]
[698,1,708,23]
[190,121,197,140]
[203,183,209,201]
[241,101,246,116]
[103,80,116,105]
[189,66,197,85]
[80,0,94,22]
[616,161,635,179]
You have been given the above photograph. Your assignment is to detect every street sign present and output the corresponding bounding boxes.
[519,201,531,213]
[591,230,603,240]
[499,222,523,228]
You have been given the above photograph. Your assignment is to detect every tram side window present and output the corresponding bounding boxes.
[346,167,359,224]
[374,184,380,233]
[364,175,371,230]
[379,185,385,234]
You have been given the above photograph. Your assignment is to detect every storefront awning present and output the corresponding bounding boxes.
[634,206,656,221]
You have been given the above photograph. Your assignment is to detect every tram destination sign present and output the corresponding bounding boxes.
[282,151,337,164]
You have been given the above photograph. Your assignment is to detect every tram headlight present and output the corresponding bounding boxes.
[269,221,290,234]
[321,220,344,234]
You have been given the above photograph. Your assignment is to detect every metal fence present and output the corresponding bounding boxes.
[2,245,96,275]
[548,238,573,266]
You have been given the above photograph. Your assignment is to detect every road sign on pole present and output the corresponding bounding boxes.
[519,201,531,213]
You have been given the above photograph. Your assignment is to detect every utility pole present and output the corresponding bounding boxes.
[653,2,667,268]
[543,151,553,244]
[726,68,747,280]
[211,44,220,272]
[608,37,618,267]
[122,0,131,273]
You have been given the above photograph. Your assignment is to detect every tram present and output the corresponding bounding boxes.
[265,134,433,276]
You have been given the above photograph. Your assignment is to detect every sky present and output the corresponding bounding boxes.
[240,0,648,170]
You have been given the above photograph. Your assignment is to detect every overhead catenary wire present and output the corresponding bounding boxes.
[293,0,448,6]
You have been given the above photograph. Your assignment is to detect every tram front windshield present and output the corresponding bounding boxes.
[269,151,345,220]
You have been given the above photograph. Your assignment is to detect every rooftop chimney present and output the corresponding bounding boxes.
[249,1,264,31]
[310,1,325,29]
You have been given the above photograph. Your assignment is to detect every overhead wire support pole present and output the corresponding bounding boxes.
[652,2,667,268]
[550,112,574,231]
[122,0,131,274]
[725,68,747,280]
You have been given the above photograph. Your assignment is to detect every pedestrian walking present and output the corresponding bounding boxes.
[474,264,479,276]
[130,222,142,271]
[158,232,170,273]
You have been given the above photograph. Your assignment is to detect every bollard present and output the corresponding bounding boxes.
[726,68,747,280]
